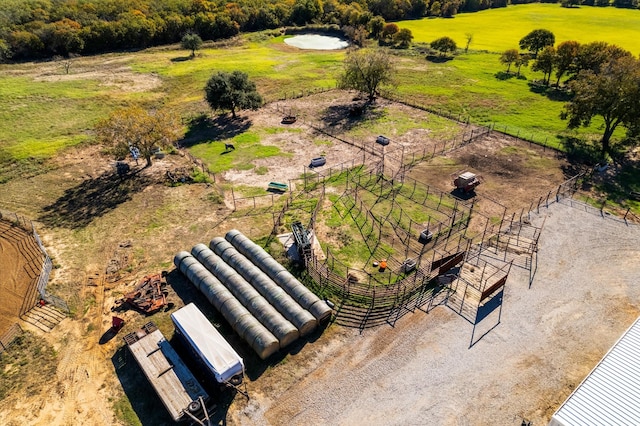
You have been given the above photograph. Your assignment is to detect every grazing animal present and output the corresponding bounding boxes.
[225,143,235,151]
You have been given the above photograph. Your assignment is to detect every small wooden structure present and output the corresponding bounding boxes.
[453,171,481,193]
[124,322,211,424]
[453,172,480,193]
[267,181,288,192]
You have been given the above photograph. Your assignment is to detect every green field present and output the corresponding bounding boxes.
[1,5,639,180]
[399,4,640,53]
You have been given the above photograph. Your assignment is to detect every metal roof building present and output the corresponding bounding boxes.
[549,317,640,426]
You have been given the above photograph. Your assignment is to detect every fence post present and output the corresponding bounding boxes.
[231,187,236,211]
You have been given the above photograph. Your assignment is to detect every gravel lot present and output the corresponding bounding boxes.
[233,199,640,426]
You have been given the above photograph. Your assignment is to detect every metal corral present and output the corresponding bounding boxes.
[225,229,332,322]
[174,251,279,359]
[191,244,300,348]
[210,237,317,336]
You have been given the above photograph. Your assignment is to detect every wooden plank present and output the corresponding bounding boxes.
[127,329,208,422]
[480,275,507,303]
[437,252,465,276]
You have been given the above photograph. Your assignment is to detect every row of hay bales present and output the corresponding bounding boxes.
[174,229,332,359]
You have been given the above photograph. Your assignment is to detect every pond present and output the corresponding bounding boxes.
[284,34,349,50]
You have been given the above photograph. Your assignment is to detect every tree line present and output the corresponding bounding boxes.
[1,0,637,62]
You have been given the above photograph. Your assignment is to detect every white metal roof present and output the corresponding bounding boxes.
[171,303,244,383]
[549,316,640,426]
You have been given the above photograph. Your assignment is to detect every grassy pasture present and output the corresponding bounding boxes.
[1,4,638,182]
[393,52,611,148]
[131,37,344,108]
[399,4,640,53]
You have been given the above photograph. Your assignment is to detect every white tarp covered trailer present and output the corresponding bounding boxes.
[171,303,245,385]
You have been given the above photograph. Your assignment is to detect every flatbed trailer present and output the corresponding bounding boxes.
[124,322,211,424]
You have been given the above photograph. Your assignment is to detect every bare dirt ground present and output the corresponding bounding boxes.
[0,93,638,426]
[5,55,162,93]
[409,132,574,221]
[0,227,34,335]
[224,91,474,190]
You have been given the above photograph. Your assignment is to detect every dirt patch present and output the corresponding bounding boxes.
[8,56,162,93]
[0,225,38,335]
[409,132,572,222]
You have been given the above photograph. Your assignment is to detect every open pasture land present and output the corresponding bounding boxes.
[0,16,633,184]
[400,3,640,53]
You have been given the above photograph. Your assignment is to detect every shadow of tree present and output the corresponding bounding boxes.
[561,136,600,165]
[39,169,153,229]
[426,55,453,63]
[494,71,515,81]
[170,56,193,62]
[180,115,252,148]
[318,101,385,133]
[557,135,601,180]
[528,82,572,102]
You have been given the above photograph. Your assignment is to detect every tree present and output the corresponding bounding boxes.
[338,49,396,102]
[381,23,399,42]
[531,46,555,85]
[464,33,473,53]
[431,36,457,57]
[430,1,442,16]
[369,16,385,40]
[441,0,462,17]
[181,33,203,57]
[393,28,413,49]
[0,39,11,63]
[554,40,580,87]
[343,25,368,47]
[95,107,182,167]
[290,0,324,25]
[574,42,632,76]
[204,71,263,118]
[515,53,529,77]
[519,29,555,58]
[500,49,519,73]
[562,55,640,158]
